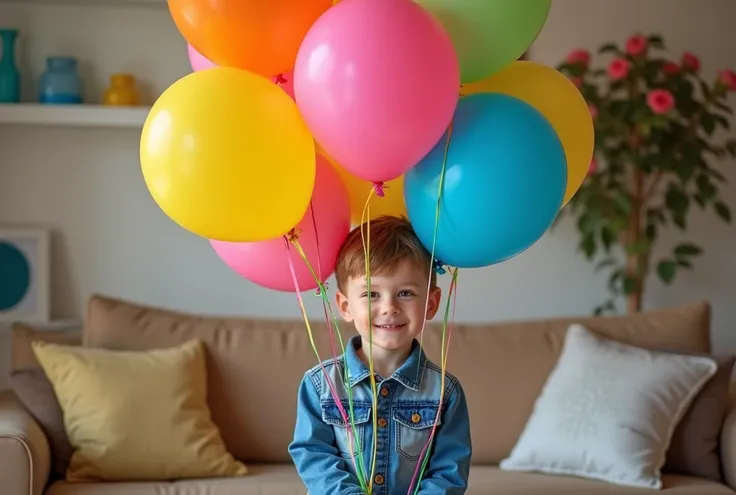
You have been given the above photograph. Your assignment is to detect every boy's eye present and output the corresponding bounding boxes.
[361,292,380,299]
[398,290,416,297]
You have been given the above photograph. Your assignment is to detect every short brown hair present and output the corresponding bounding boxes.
[334,215,436,292]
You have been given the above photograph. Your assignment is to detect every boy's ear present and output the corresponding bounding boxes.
[425,287,442,320]
[335,291,354,322]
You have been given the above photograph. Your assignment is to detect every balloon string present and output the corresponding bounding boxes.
[309,204,339,362]
[359,190,379,494]
[284,234,369,492]
[407,266,459,495]
[416,119,454,380]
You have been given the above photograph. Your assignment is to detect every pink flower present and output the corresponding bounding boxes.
[588,104,599,120]
[625,35,648,56]
[566,49,591,66]
[682,52,700,72]
[608,58,630,80]
[718,70,736,91]
[647,89,675,114]
[588,157,598,175]
[662,62,680,75]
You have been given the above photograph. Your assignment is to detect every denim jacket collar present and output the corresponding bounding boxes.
[344,335,426,391]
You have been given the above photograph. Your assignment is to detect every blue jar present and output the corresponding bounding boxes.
[0,28,21,103]
[38,56,83,104]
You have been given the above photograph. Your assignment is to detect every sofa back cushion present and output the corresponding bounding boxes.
[79,294,711,465]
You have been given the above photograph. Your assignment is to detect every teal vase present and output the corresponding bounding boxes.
[0,28,21,103]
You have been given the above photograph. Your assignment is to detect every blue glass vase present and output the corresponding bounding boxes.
[39,56,83,104]
[0,28,21,103]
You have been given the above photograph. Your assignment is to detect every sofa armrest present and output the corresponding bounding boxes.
[0,390,51,495]
[721,382,736,490]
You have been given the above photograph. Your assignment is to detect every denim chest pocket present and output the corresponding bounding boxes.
[321,399,372,459]
[393,402,442,461]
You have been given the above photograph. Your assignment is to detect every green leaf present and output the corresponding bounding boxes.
[647,34,664,48]
[665,186,689,228]
[645,223,657,242]
[715,101,734,115]
[715,201,732,223]
[622,275,638,295]
[696,174,717,201]
[677,259,693,269]
[598,43,620,55]
[657,260,677,285]
[714,114,731,131]
[674,243,702,257]
[595,258,618,273]
[600,226,616,252]
[593,299,617,316]
[702,113,717,135]
[580,233,597,259]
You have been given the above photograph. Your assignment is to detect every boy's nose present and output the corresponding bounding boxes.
[380,298,401,315]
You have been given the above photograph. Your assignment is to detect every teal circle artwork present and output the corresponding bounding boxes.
[0,241,31,311]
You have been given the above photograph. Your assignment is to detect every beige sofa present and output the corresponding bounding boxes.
[1,294,735,495]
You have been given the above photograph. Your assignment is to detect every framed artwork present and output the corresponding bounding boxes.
[0,228,51,323]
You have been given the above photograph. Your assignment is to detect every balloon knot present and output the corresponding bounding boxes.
[372,181,386,197]
[459,84,466,97]
[273,73,288,86]
[286,228,301,242]
[315,282,329,296]
[433,258,447,275]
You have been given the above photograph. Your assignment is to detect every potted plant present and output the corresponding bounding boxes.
[556,33,736,315]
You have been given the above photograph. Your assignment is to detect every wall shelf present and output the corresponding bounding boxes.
[0,104,151,128]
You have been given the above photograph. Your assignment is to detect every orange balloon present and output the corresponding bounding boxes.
[322,150,407,226]
[168,0,333,78]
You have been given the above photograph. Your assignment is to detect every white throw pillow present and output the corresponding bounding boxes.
[499,324,717,489]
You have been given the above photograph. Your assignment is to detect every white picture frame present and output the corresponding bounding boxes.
[0,228,51,324]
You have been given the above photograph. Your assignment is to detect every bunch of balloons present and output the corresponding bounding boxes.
[140,0,594,291]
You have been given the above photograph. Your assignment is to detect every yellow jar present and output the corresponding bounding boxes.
[103,73,140,106]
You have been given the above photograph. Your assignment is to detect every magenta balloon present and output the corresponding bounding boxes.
[293,0,460,183]
[209,155,350,292]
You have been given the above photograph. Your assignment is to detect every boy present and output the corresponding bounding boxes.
[288,216,471,495]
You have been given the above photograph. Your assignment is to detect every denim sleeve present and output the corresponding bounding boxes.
[417,380,472,494]
[288,373,366,495]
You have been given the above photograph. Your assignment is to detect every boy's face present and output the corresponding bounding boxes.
[336,259,442,353]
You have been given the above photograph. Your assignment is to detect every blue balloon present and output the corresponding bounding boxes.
[404,92,567,268]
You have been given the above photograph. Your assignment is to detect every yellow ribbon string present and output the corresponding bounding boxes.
[359,190,379,494]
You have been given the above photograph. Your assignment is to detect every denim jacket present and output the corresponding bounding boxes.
[289,335,471,495]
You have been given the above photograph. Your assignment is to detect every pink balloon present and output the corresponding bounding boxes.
[210,155,350,292]
[187,43,217,72]
[293,0,459,184]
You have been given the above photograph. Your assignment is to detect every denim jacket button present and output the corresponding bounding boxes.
[374,475,385,485]
[411,413,421,423]
[380,387,389,397]
[378,418,387,427]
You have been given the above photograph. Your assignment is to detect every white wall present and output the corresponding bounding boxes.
[1,0,735,387]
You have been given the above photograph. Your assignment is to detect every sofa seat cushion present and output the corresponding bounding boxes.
[469,467,736,494]
[46,464,306,495]
[44,465,735,495]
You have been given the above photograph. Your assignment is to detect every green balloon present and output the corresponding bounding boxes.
[417,0,552,84]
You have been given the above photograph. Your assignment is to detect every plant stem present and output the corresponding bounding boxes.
[625,167,647,313]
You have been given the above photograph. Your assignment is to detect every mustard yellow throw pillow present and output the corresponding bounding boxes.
[31,339,247,482]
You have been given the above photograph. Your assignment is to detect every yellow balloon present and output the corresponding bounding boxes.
[462,61,594,205]
[321,150,407,225]
[140,67,316,242]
